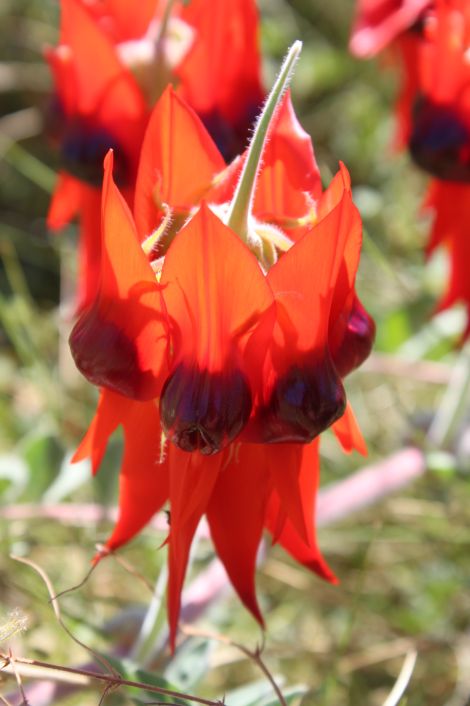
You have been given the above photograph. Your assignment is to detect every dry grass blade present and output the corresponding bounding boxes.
[382,651,418,706]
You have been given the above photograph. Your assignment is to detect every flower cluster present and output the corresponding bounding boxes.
[350,0,470,336]
[47,3,375,648]
[46,0,264,311]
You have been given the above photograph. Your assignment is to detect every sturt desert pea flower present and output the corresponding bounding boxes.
[350,0,433,146]
[409,0,470,336]
[70,44,374,647]
[46,0,264,311]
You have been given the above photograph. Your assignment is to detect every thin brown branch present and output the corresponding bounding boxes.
[181,625,286,706]
[0,653,221,706]
[7,651,29,706]
[10,555,119,680]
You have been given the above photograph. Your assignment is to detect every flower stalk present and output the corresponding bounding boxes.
[226,40,302,241]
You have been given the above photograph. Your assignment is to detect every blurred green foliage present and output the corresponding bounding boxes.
[1,1,470,705]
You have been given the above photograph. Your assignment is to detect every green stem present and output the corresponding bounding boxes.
[226,41,302,241]
[130,562,169,666]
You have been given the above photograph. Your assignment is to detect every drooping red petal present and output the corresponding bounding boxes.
[70,151,168,400]
[332,403,368,456]
[72,388,129,474]
[47,172,82,229]
[104,397,169,551]
[167,448,222,650]
[266,444,310,545]
[206,443,270,625]
[266,440,337,582]
[424,179,470,333]
[134,86,225,241]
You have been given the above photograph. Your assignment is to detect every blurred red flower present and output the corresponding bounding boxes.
[46,0,264,311]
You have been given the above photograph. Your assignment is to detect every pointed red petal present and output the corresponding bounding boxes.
[134,86,225,241]
[105,398,169,550]
[47,172,82,229]
[265,441,337,582]
[333,403,368,456]
[161,202,273,371]
[206,443,270,625]
[75,185,103,313]
[167,449,222,650]
[268,168,353,355]
[70,151,167,399]
[267,444,310,545]
[255,91,322,225]
[72,388,128,474]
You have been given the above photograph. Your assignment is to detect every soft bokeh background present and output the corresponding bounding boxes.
[1,1,470,705]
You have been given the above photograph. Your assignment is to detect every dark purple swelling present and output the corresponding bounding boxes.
[248,353,346,444]
[409,96,470,181]
[331,297,376,378]
[70,306,153,399]
[160,364,252,455]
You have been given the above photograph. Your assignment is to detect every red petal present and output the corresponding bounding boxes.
[332,403,368,456]
[55,0,147,165]
[266,441,337,582]
[72,388,128,474]
[167,448,222,650]
[267,444,310,545]
[134,86,224,241]
[254,91,322,225]
[161,202,273,372]
[349,0,430,57]
[75,185,103,313]
[105,398,169,550]
[206,443,270,625]
[178,0,263,124]
[47,172,82,229]
[98,0,159,42]
[267,167,353,356]
[70,151,168,400]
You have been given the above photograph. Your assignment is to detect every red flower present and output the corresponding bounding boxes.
[70,83,373,647]
[350,0,431,57]
[350,0,432,146]
[408,1,470,333]
[46,0,264,311]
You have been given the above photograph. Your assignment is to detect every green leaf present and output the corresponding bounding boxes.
[164,637,212,690]
[106,656,191,705]
[21,431,64,500]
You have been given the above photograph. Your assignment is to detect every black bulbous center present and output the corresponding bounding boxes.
[160,364,252,455]
[250,353,346,444]
[409,96,470,181]
[331,298,376,378]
